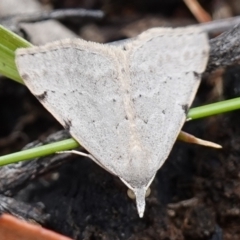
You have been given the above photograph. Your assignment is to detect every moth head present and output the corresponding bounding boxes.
[120,174,155,218]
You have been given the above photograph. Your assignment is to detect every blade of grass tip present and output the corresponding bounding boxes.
[0,25,32,51]
[0,25,32,83]
[188,97,240,120]
[0,138,79,166]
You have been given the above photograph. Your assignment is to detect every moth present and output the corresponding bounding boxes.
[15,27,210,217]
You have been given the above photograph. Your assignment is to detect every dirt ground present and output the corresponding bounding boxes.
[1,0,240,239]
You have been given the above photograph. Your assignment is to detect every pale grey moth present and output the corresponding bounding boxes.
[15,27,210,217]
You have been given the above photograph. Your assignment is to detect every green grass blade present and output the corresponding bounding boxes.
[188,97,240,120]
[0,25,32,83]
[1,97,240,166]
[0,138,79,166]
[0,25,32,50]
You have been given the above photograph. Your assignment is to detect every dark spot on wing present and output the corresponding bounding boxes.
[63,119,72,131]
[139,94,142,98]
[193,71,201,79]
[202,50,208,56]
[22,73,30,81]
[144,120,148,124]
[35,91,47,101]
[185,71,201,80]
[162,110,165,114]
[125,116,128,120]
[181,104,189,115]
[113,99,116,102]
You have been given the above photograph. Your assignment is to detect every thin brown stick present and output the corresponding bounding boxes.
[184,0,212,23]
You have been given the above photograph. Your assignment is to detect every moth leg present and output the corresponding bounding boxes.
[178,131,222,149]
[57,150,95,160]
[57,150,116,175]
